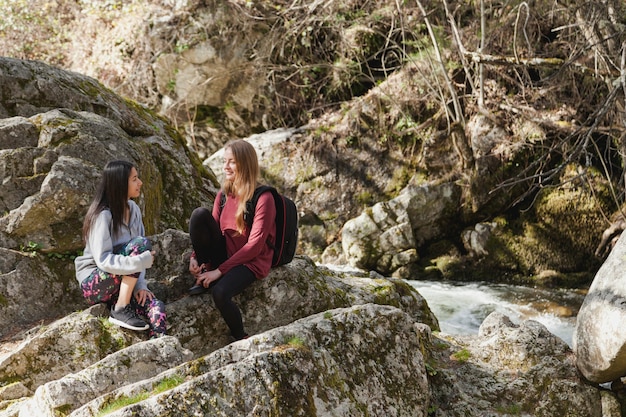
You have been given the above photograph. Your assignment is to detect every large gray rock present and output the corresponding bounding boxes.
[574,232,626,383]
[0,305,144,396]
[0,249,439,408]
[72,304,432,417]
[0,57,216,253]
[0,247,87,339]
[341,181,460,275]
[22,336,192,417]
[165,256,439,356]
[431,311,604,417]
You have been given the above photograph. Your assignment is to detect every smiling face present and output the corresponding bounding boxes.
[223,147,238,182]
[127,167,143,199]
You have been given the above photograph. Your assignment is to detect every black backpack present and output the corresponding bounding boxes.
[219,185,298,267]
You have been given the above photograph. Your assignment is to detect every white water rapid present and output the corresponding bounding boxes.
[407,280,585,347]
[320,264,585,348]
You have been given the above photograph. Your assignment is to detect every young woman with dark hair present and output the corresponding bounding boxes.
[75,160,166,338]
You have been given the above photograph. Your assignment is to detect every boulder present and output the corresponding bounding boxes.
[71,304,433,417]
[164,256,439,356]
[21,336,192,417]
[0,305,144,395]
[341,181,460,275]
[574,232,626,383]
[0,57,216,253]
[430,311,604,416]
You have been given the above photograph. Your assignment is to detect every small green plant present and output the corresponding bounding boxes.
[166,78,176,93]
[345,135,359,147]
[425,361,438,376]
[323,311,333,319]
[20,241,42,252]
[451,348,471,362]
[174,42,189,53]
[287,336,305,348]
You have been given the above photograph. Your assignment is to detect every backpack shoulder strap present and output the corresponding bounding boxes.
[217,190,226,218]
[244,185,275,227]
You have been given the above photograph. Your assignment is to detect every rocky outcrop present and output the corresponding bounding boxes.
[431,312,608,416]
[341,181,461,276]
[72,304,433,417]
[0,230,440,413]
[0,57,215,253]
[0,287,611,416]
[574,232,626,384]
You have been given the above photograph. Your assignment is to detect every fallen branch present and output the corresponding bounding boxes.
[465,51,565,67]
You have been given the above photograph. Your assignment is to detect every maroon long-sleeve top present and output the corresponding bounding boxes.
[214,190,276,279]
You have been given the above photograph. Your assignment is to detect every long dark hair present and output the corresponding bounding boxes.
[82,160,135,242]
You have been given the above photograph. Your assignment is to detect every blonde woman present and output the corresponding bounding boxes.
[188,140,276,341]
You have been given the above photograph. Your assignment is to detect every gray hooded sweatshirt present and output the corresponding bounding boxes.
[74,200,152,293]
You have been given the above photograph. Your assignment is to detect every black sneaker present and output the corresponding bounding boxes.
[189,284,209,296]
[109,305,149,331]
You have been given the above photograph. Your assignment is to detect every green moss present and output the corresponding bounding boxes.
[96,374,185,416]
[384,165,413,198]
[496,403,521,414]
[425,361,438,376]
[451,348,471,362]
[97,318,128,354]
[186,357,209,378]
[97,392,150,416]
[0,378,24,390]
[355,191,373,206]
[53,403,72,416]
[287,336,305,348]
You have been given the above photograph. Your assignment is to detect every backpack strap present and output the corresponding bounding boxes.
[217,186,274,228]
[218,191,226,215]
[244,185,274,228]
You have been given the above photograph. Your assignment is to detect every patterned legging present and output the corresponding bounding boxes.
[80,236,167,338]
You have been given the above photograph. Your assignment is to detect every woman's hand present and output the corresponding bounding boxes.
[197,269,222,288]
[189,256,205,278]
[135,289,154,305]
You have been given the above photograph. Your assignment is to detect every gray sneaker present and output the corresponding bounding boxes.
[109,305,149,331]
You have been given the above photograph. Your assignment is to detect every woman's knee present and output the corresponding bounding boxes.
[190,207,211,224]
[125,236,151,255]
[151,298,166,312]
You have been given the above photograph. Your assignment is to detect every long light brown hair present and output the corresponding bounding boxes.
[222,140,260,233]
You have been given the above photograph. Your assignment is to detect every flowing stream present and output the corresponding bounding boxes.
[321,264,586,347]
[407,280,587,347]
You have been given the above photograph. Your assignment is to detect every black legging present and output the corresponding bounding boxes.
[189,207,256,340]
[189,207,227,268]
